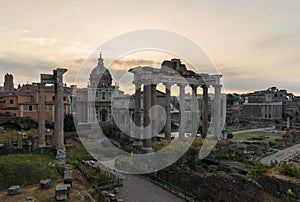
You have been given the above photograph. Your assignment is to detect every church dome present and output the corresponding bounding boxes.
[89,53,112,88]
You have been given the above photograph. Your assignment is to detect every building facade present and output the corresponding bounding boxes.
[241,87,285,120]
[75,54,124,126]
[0,75,72,124]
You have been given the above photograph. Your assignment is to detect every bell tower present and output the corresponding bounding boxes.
[4,73,14,92]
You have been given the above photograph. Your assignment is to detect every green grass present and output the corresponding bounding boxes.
[66,138,93,163]
[0,154,61,190]
[246,164,272,179]
[66,138,108,187]
[0,129,39,142]
[232,131,282,142]
[0,132,19,142]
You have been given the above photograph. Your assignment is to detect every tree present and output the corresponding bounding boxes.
[64,114,75,131]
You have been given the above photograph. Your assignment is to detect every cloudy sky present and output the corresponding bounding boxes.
[0,0,300,95]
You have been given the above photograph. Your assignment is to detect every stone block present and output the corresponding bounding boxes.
[40,179,51,189]
[64,170,73,187]
[7,185,20,195]
[55,184,71,201]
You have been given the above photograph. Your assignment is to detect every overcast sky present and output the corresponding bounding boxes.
[0,0,300,95]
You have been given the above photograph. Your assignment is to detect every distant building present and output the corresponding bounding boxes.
[75,53,124,126]
[241,87,285,120]
[0,74,72,124]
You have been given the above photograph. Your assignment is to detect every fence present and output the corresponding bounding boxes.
[143,174,198,202]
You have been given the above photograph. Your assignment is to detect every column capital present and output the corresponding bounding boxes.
[213,84,222,88]
[133,81,142,87]
[189,84,199,92]
[177,83,187,88]
[163,82,173,88]
[143,79,156,85]
[53,68,67,78]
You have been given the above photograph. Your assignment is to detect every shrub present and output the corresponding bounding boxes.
[246,164,271,179]
[268,141,275,146]
[279,163,300,178]
[227,133,233,139]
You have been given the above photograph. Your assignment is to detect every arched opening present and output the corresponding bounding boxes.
[101,109,107,122]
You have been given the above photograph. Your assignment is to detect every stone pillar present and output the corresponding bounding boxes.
[271,104,274,119]
[191,85,198,137]
[53,68,67,160]
[213,84,222,139]
[133,82,143,153]
[266,104,269,119]
[261,104,265,119]
[143,83,153,153]
[165,83,171,141]
[202,85,209,137]
[179,84,185,139]
[38,82,46,149]
[151,84,157,141]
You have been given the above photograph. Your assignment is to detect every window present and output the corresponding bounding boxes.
[63,96,66,101]
[10,99,13,104]
[29,105,33,111]
[102,92,105,100]
[52,96,55,101]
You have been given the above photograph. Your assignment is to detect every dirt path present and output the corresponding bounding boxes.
[260,142,300,165]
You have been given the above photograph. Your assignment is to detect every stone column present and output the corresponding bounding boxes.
[179,84,185,139]
[54,68,67,160]
[142,83,153,153]
[38,82,46,149]
[213,84,222,139]
[191,85,198,137]
[202,85,209,137]
[261,104,265,119]
[271,104,274,119]
[151,84,157,141]
[164,83,171,141]
[133,82,143,153]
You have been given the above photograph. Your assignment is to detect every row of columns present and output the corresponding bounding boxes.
[133,81,222,153]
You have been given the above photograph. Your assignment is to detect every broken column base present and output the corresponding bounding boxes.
[56,146,66,160]
[38,144,46,154]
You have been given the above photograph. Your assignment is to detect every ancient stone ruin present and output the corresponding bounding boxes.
[37,68,67,160]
